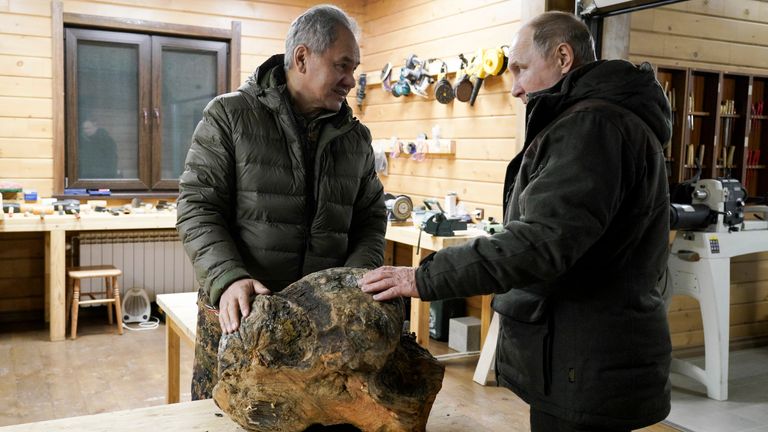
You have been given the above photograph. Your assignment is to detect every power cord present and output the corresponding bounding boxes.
[122,316,160,331]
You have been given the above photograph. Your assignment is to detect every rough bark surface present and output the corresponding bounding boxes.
[213,267,445,432]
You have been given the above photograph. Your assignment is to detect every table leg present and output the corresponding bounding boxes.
[167,318,182,404]
[480,294,493,345]
[410,298,431,347]
[410,247,432,348]
[699,258,731,400]
[473,311,499,385]
[45,230,66,341]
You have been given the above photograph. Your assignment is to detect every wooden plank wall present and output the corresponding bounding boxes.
[0,0,54,197]
[0,0,362,320]
[0,0,363,198]
[630,0,768,73]
[629,0,768,349]
[355,0,522,221]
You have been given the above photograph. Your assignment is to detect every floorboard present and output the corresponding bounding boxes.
[0,309,678,431]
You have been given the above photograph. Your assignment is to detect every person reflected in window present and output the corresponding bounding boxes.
[79,119,118,179]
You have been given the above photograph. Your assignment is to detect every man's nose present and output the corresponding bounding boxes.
[344,71,356,90]
[511,82,526,103]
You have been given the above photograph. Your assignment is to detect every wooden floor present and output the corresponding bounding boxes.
[0,308,678,431]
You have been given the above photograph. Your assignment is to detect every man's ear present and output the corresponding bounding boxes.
[555,42,575,75]
[294,45,309,73]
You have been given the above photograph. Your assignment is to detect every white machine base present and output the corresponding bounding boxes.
[668,225,768,400]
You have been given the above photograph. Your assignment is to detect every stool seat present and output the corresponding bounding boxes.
[68,265,123,279]
[67,265,123,339]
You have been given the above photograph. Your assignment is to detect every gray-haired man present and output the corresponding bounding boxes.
[177,4,386,400]
[361,11,672,432]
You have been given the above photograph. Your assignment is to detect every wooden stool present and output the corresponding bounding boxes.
[67,265,124,339]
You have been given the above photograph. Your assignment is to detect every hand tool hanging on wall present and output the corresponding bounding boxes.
[404,54,433,98]
[468,46,510,106]
[390,54,432,98]
[356,73,367,110]
[380,62,393,93]
[434,61,454,104]
[453,54,473,103]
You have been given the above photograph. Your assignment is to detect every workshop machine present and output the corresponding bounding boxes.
[669,178,747,233]
[384,193,413,226]
[667,177,768,400]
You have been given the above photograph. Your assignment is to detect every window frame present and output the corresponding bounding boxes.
[53,9,241,196]
[64,28,152,190]
[151,36,228,190]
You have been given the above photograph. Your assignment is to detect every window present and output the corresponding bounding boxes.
[65,28,228,191]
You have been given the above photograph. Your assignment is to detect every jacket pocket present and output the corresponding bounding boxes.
[493,291,552,397]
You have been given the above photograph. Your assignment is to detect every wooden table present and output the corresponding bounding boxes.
[384,223,492,349]
[0,211,177,341]
[0,399,241,431]
[156,291,198,404]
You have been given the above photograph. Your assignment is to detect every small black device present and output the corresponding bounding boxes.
[434,61,454,104]
[422,213,467,236]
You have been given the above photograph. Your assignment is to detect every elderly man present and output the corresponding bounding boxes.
[361,11,671,432]
[178,5,386,400]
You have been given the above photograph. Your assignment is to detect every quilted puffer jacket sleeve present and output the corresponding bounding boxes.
[176,97,251,307]
[414,111,637,301]
[343,127,387,269]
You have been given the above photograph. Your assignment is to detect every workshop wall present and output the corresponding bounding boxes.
[629,0,768,73]
[0,0,362,319]
[355,0,522,221]
[0,0,363,199]
[629,0,768,349]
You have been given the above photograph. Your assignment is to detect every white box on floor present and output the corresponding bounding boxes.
[448,316,481,352]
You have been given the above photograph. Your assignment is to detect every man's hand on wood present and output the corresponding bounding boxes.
[219,279,271,334]
[359,266,419,301]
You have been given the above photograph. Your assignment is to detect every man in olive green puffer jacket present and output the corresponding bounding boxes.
[177,5,386,400]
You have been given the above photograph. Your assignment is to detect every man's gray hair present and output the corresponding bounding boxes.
[528,11,597,66]
[284,4,359,69]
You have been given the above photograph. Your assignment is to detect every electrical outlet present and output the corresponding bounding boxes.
[474,207,484,221]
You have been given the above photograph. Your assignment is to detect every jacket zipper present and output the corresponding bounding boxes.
[281,98,313,281]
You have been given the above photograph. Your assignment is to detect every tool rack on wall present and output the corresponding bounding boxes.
[656,65,768,202]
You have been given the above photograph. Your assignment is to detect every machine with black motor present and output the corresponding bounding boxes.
[670,177,747,232]
[384,193,413,226]
[666,179,768,401]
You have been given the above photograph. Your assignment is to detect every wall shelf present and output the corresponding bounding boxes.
[372,138,456,156]
[656,66,767,200]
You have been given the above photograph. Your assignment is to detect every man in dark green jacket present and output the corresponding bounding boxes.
[177,5,386,400]
[361,11,671,432]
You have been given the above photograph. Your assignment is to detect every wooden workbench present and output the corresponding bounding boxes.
[0,211,177,341]
[0,399,241,432]
[384,223,492,349]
